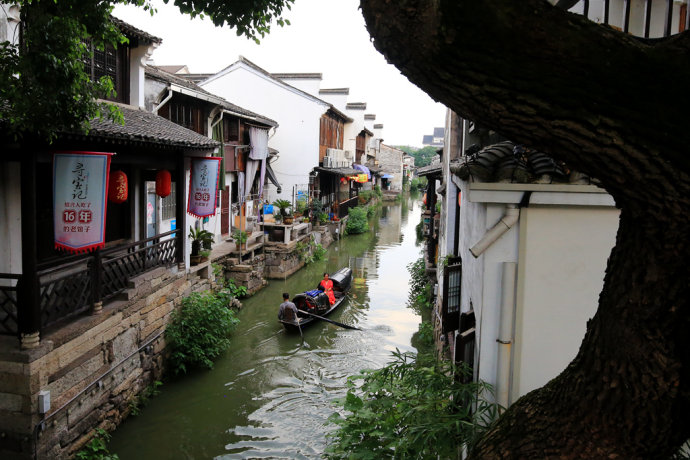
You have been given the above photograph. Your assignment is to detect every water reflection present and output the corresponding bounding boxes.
[108,197,423,459]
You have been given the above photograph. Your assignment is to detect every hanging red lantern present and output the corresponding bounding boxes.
[156,169,171,198]
[108,170,128,204]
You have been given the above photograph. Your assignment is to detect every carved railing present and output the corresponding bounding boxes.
[34,229,180,330]
[570,0,689,38]
[0,274,20,335]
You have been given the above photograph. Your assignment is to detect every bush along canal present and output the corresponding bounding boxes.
[107,197,425,459]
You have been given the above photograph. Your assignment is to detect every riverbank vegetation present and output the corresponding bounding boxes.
[325,350,498,459]
[166,290,241,375]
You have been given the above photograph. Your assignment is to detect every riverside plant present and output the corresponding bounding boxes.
[165,291,240,375]
[325,350,499,459]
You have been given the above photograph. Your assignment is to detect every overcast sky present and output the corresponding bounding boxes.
[112,0,446,147]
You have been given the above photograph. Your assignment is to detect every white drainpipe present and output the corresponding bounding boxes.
[470,205,519,258]
[496,262,517,408]
[153,88,173,115]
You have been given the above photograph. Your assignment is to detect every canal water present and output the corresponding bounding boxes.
[109,196,423,459]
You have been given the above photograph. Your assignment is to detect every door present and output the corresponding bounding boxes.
[145,181,157,239]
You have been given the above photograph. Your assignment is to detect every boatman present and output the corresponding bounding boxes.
[278,292,299,323]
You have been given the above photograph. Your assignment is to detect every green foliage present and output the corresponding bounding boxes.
[222,278,248,299]
[189,226,214,248]
[417,321,434,347]
[325,350,499,459]
[166,291,240,375]
[295,235,327,264]
[1,0,293,141]
[75,428,119,460]
[166,0,295,43]
[397,145,439,167]
[296,196,309,214]
[358,190,373,204]
[231,229,248,244]
[129,380,162,416]
[374,185,383,198]
[407,257,433,314]
[410,176,427,191]
[366,205,376,218]
[345,206,369,235]
[272,199,292,216]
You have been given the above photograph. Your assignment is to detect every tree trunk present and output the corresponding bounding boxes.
[359,0,690,456]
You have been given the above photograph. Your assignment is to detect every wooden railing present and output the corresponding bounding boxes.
[33,229,180,331]
[0,274,20,335]
[338,196,360,218]
[571,0,688,38]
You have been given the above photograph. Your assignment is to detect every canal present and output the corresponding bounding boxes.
[109,196,424,459]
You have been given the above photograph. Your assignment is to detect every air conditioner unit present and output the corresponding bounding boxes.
[344,150,352,159]
[323,157,332,168]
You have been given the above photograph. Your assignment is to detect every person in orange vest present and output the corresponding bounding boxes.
[318,273,336,305]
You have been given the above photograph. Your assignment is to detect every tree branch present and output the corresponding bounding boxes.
[360,0,690,215]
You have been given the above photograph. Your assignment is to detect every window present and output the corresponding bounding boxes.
[442,258,462,333]
[455,310,476,383]
[82,39,126,103]
[161,185,176,220]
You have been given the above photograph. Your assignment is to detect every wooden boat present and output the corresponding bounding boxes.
[279,267,353,333]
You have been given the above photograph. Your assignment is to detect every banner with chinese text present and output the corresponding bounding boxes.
[53,151,113,254]
[188,156,222,218]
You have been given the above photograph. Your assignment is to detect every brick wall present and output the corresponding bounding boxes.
[0,266,212,459]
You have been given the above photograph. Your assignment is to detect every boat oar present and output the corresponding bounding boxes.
[300,310,361,330]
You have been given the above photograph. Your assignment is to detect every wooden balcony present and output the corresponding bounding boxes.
[0,229,181,337]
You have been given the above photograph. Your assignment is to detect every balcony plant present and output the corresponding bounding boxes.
[189,226,214,265]
[232,229,248,250]
[273,199,293,224]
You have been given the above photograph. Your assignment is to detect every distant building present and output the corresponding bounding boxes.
[422,127,445,147]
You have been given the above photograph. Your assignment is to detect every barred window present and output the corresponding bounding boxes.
[82,39,124,103]
[161,185,176,220]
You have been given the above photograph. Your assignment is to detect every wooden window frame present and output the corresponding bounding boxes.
[442,258,462,333]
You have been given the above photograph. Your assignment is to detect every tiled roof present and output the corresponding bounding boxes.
[111,17,161,44]
[319,88,349,95]
[314,166,360,176]
[433,127,444,137]
[373,123,383,129]
[74,103,219,149]
[346,102,367,110]
[417,162,442,177]
[450,141,588,184]
[272,73,322,80]
[364,114,376,120]
[146,66,278,127]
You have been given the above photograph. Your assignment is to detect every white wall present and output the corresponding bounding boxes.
[0,162,22,274]
[511,205,619,400]
[379,145,403,190]
[202,64,328,202]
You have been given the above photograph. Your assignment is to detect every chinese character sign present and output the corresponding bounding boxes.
[188,157,221,218]
[53,152,113,254]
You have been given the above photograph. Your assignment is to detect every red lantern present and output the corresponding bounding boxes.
[108,170,128,204]
[156,169,171,198]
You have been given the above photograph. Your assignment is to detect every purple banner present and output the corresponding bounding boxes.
[188,157,222,218]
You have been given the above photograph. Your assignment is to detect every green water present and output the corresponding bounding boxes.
[108,197,423,459]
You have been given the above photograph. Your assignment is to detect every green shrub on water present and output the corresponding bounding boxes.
[326,350,499,459]
[166,291,240,375]
[345,206,368,234]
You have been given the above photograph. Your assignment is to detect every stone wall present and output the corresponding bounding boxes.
[0,265,212,459]
[224,256,266,295]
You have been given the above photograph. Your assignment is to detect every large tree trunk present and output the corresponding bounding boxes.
[360,0,690,457]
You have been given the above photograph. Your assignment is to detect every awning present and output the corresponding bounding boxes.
[314,166,360,176]
[353,164,371,180]
[381,174,394,179]
[266,162,282,193]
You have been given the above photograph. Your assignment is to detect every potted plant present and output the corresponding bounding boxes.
[189,226,214,265]
[273,199,293,224]
[232,229,248,250]
[199,249,211,262]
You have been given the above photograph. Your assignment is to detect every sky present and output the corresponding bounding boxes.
[112,0,446,148]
